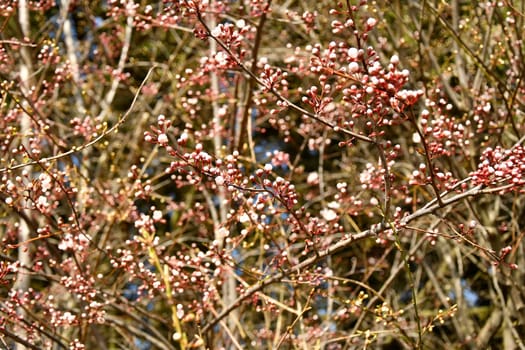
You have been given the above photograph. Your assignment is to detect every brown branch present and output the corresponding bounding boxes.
[198,179,493,336]
[0,326,47,350]
[406,108,444,207]
[235,0,271,154]
[194,9,373,144]
[0,66,158,174]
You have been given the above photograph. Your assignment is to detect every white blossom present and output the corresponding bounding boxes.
[321,208,338,221]
[153,210,163,221]
[215,175,225,186]
[157,133,168,144]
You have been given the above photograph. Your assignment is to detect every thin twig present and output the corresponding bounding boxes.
[0,66,158,174]
[194,9,373,144]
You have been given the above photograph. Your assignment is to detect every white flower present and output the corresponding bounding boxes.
[215,51,229,66]
[153,210,163,221]
[62,312,76,324]
[236,19,246,28]
[157,133,168,144]
[390,55,399,65]
[58,234,74,251]
[211,25,222,37]
[215,226,229,239]
[327,201,340,209]
[78,233,90,246]
[176,304,184,319]
[39,173,52,192]
[320,208,338,221]
[37,195,48,208]
[239,213,250,223]
[178,132,188,143]
[367,18,378,27]
[348,47,359,59]
[349,61,360,73]
[215,175,225,186]
[307,172,319,184]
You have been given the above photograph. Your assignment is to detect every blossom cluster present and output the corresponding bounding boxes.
[470,145,525,192]
[1,1,523,349]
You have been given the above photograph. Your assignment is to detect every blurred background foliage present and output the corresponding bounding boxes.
[0,0,524,349]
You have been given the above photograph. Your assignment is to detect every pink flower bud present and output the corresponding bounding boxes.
[157,133,168,144]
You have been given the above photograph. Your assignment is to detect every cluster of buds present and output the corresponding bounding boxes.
[301,10,317,32]
[37,41,60,65]
[144,114,172,146]
[210,22,249,49]
[418,105,470,159]
[470,145,525,192]
[2,170,71,216]
[494,245,518,269]
[70,116,103,142]
[260,64,289,93]
[305,41,422,136]
[199,51,238,72]
[263,176,299,209]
